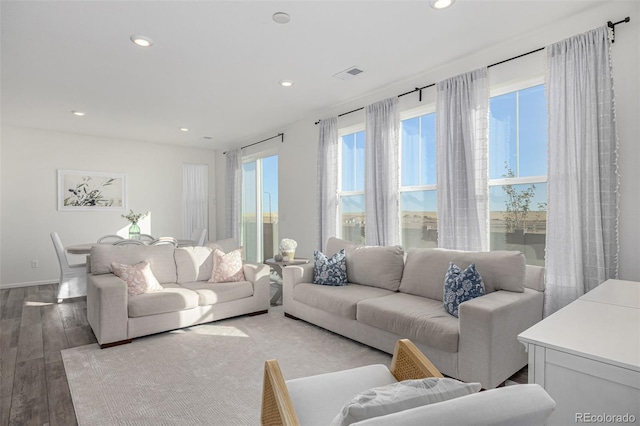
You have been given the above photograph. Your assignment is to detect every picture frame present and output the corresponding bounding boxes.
[57,169,126,211]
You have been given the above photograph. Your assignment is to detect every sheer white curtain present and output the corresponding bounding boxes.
[436,68,489,251]
[317,117,339,252]
[225,149,242,241]
[183,164,208,241]
[545,26,619,316]
[364,97,400,246]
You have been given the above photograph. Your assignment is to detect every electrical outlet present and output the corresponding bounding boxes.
[31,260,39,268]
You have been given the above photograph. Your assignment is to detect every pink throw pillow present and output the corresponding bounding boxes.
[209,248,245,283]
[111,261,163,296]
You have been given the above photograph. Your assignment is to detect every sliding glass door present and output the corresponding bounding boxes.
[242,155,278,262]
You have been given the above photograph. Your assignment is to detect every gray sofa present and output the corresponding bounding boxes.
[283,237,545,389]
[87,240,270,348]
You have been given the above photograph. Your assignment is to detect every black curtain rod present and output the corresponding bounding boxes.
[223,133,284,154]
[608,16,631,43]
[315,17,630,125]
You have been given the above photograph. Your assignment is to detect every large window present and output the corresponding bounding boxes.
[338,130,365,244]
[335,82,547,261]
[489,84,547,265]
[242,154,278,262]
[399,112,438,249]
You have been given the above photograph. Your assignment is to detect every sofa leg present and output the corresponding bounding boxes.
[100,339,132,349]
[248,310,268,316]
[284,312,300,320]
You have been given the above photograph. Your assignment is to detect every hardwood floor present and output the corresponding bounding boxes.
[0,283,528,426]
[1,284,90,426]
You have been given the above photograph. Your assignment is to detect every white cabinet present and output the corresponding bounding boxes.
[518,279,640,425]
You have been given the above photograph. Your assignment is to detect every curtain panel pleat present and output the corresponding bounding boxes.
[317,117,339,252]
[436,68,489,252]
[544,26,619,316]
[364,97,400,246]
[225,149,242,242]
[183,163,209,240]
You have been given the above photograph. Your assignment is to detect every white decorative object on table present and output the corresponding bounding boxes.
[279,238,297,260]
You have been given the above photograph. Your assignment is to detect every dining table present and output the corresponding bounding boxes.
[66,239,196,254]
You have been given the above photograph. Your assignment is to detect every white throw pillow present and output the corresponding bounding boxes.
[330,378,481,426]
[208,248,245,283]
[111,261,163,296]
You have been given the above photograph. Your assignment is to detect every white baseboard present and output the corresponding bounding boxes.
[0,279,58,290]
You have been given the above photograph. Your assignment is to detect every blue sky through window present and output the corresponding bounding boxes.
[490,84,547,179]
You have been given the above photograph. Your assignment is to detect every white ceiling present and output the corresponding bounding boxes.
[1,0,608,150]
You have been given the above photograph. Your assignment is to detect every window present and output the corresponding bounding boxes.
[338,130,365,244]
[489,84,547,265]
[399,111,438,249]
[242,155,278,262]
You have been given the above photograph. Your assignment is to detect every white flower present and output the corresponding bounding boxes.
[279,238,297,251]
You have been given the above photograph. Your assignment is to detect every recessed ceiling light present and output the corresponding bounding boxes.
[429,0,455,9]
[179,128,189,132]
[130,35,154,47]
[272,12,291,24]
[279,80,294,87]
[71,111,85,116]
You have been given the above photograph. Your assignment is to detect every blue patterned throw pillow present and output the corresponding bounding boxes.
[443,262,485,318]
[313,249,348,286]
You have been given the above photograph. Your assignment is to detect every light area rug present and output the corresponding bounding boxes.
[61,305,392,425]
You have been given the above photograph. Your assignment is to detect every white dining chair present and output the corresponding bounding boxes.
[139,234,155,242]
[97,234,124,243]
[190,228,207,246]
[50,232,87,303]
[150,237,178,247]
[113,239,145,246]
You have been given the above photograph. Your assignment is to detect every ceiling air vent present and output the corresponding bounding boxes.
[333,66,364,81]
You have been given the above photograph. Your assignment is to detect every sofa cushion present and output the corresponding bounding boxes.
[331,378,481,426]
[313,249,348,286]
[286,364,398,426]
[399,248,525,301]
[209,248,245,283]
[111,261,163,296]
[90,244,177,284]
[325,237,358,256]
[357,293,460,353]
[205,238,240,254]
[175,246,213,283]
[127,287,200,317]
[180,281,253,306]
[345,245,405,291]
[293,283,394,320]
[443,263,486,318]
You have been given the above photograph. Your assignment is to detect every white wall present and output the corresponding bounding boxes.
[216,0,640,281]
[0,126,216,287]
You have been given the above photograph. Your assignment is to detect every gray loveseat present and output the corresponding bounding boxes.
[87,240,270,348]
[283,237,545,389]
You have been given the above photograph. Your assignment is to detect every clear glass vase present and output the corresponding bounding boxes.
[129,222,140,240]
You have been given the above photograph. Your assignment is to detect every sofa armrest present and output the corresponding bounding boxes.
[524,264,545,292]
[352,384,555,426]
[458,289,544,388]
[243,262,271,286]
[86,273,129,346]
[282,263,314,315]
[282,263,314,286]
[243,262,271,310]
